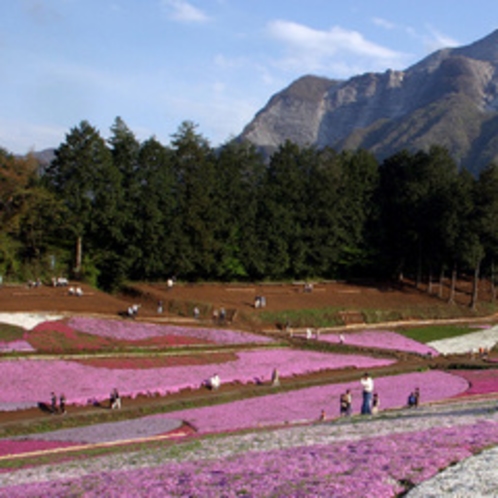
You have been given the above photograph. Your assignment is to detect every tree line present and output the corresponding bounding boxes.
[2,117,498,302]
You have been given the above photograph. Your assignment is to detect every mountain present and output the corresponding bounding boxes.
[238,30,498,174]
[32,148,56,167]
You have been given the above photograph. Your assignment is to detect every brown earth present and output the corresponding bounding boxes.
[0,278,496,434]
[0,278,492,323]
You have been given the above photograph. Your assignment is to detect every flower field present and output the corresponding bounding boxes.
[0,340,35,353]
[0,312,62,330]
[29,320,212,351]
[319,330,439,355]
[2,397,498,497]
[0,348,395,410]
[68,316,274,345]
[1,312,498,496]
[452,368,498,396]
[427,325,498,354]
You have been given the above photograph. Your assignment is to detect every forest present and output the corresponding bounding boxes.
[2,117,498,303]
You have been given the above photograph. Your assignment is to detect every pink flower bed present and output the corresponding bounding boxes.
[4,420,498,497]
[28,320,210,351]
[0,350,394,410]
[0,341,35,352]
[68,317,274,345]
[320,330,439,356]
[452,369,498,396]
[0,440,77,457]
[152,370,469,434]
[0,371,468,458]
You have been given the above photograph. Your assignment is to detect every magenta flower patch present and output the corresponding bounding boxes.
[0,349,394,410]
[0,340,35,352]
[0,440,77,457]
[151,370,468,434]
[3,419,498,497]
[68,316,274,345]
[452,369,498,396]
[320,330,439,356]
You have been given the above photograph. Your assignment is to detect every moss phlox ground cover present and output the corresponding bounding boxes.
[321,330,439,356]
[0,349,394,410]
[68,316,274,345]
[3,404,498,498]
[153,370,468,434]
[427,325,498,354]
[0,370,469,453]
[1,313,498,496]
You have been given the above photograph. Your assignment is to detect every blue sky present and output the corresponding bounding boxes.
[1,0,497,154]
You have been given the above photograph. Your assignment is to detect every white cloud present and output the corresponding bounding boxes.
[374,19,459,55]
[161,0,209,23]
[268,20,401,59]
[267,20,406,75]
[372,17,396,30]
[424,25,459,52]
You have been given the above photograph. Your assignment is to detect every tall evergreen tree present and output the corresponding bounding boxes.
[215,140,266,280]
[378,150,419,279]
[475,163,498,301]
[133,137,176,279]
[259,140,309,278]
[46,120,120,283]
[305,147,344,277]
[336,149,379,276]
[170,121,218,279]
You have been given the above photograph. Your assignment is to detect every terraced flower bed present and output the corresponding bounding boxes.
[319,330,438,355]
[152,370,469,434]
[2,397,498,497]
[427,326,498,354]
[452,368,498,396]
[68,316,274,345]
[1,310,497,496]
[0,349,395,410]
[29,320,211,352]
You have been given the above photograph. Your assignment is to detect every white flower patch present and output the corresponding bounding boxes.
[0,313,63,331]
[406,445,498,497]
[427,326,498,355]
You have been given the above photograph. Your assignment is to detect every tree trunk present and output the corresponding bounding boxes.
[470,260,481,310]
[491,261,496,304]
[75,235,82,276]
[448,264,457,305]
[438,265,445,299]
[427,267,433,294]
[416,256,422,290]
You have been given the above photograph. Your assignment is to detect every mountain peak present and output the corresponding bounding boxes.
[238,29,498,174]
[455,28,498,63]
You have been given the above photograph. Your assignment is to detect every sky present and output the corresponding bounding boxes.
[1,0,497,155]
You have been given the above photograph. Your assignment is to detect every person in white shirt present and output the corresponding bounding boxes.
[360,372,374,415]
[209,373,220,390]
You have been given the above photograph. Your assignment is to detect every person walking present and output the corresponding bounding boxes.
[59,393,66,415]
[340,392,348,416]
[345,389,352,416]
[111,388,121,409]
[372,392,380,415]
[51,392,57,414]
[360,373,374,415]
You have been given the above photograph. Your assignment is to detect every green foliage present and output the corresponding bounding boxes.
[0,323,25,341]
[5,116,498,303]
[398,324,482,343]
[259,308,345,328]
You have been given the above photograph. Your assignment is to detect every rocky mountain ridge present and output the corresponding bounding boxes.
[239,30,498,174]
